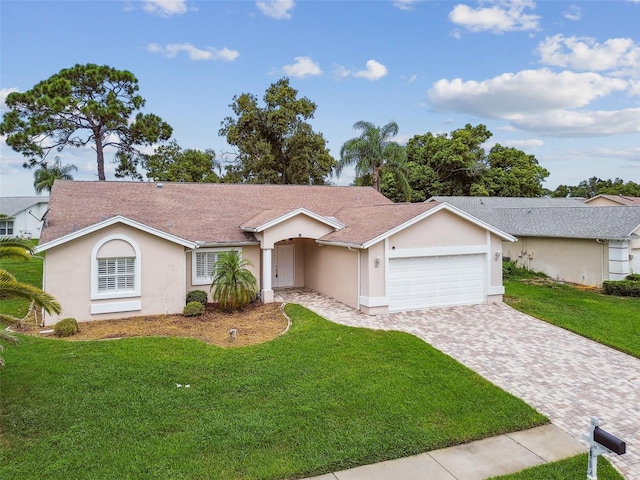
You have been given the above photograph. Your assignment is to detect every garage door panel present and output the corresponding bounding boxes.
[389,254,485,311]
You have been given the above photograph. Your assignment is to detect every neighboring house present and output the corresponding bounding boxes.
[35,181,513,325]
[0,196,49,239]
[584,194,640,206]
[428,196,640,285]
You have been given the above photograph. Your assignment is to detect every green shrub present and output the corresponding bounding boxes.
[53,318,80,337]
[186,289,208,307]
[625,273,640,282]
[602,280,640,297]
[183,301,205,317]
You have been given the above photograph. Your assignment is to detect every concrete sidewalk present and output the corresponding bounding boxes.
[300,424,585,480]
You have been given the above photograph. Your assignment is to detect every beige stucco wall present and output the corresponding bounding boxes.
[43,224,187,325]
[503,237,607,285]
[303,240,359,308]
[260,215,335,249]
[388,209,487,249]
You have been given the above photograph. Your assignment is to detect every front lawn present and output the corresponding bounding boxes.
[0,304,546,480]
[489,453,624,480]
[505,278,640,358]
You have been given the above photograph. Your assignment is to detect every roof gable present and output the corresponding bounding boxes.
[35,215,197,253]
[318,202,515,248]
[240,208,344,233]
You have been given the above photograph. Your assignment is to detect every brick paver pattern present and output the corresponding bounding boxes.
[276,289,640,480]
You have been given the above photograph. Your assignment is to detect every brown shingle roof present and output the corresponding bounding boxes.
[585,194,640,206]
[41,181,392,244]
[320,202,440,246]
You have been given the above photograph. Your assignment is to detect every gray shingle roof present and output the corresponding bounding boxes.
[0,197,49,217]
[429,196,587,209]
[429,197,640,240]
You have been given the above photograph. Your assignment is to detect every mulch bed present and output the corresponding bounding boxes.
[16,302,290,348]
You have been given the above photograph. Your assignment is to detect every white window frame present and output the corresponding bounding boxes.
[0,219,14,236]
[91,235,141,300]
[191,247,241,286]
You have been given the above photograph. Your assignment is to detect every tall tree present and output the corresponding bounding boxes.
[32,157,77,194]
[144,140,220,182]
[0,238,62,367]
[0,63,172,181]
[219,78,336,185]
[479,144,549,197]
[336,120,411,200]
[384,124,549,202]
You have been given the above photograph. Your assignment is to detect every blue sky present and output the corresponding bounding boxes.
[1,0,640,197]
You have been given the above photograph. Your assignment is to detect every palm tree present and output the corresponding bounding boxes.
[335,120,411,200]
[33,157,77,194]
[210,251,258,312]
[0,238,62,367]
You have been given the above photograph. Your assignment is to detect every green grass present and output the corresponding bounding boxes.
[0,304,547,479]
[505,277,640,358]
[0,240,42,319]
[489,454,624,479]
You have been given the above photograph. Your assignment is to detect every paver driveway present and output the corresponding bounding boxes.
[276,289,640,480]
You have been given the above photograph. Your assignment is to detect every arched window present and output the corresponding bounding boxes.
[91,235,141,300]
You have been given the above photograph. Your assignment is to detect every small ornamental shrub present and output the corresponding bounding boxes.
[602,280,640,297]
[54,318,80,337]
[625,273,640,282]
[186,290,208,307]
[183,301,205,317]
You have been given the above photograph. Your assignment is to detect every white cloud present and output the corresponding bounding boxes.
[503,138,544,149]
[428,69,635,137]
[537,35,640,75]
[147,43,239,61]
[513,108,640,137]
[142,0,187,17]
[256,0,295,19]
[393,0,420,11]
[353,60,388,81]
[282,56,322,78]
[429,69,627,117]
[449,0,540,34]
[629,80,640,96]
[563,5,582,21]
[1,87,19,110]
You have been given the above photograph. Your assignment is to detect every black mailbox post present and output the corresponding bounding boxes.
[583,416,626,480]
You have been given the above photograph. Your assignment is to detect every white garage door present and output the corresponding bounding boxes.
[631,248,640,274]
[389,254,486,311]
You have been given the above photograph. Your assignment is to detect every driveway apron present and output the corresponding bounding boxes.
[276,289,640,480]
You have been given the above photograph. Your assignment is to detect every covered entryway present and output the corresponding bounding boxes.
[388,254,486,311]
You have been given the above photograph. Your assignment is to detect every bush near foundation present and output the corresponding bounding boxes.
[54,318,80,337]
[183,301,205,317]
[602,280,640,297]
[186,290,208,307]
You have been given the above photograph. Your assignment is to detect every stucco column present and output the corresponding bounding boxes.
[262,247,274,303]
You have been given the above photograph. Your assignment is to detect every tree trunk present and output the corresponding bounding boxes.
[95,131,106,181]
[372,166,381,192]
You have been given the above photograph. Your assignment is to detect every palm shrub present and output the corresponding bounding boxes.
[210,251,257,312]
[0,237,61,367]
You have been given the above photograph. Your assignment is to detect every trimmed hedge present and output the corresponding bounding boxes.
[183,301,205,317]
[625,273,640,282]
[54,318,80,337]
[186,290,208,307]
[602,280,640,297]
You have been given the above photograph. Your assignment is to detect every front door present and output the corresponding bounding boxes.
[272,244,294,288]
